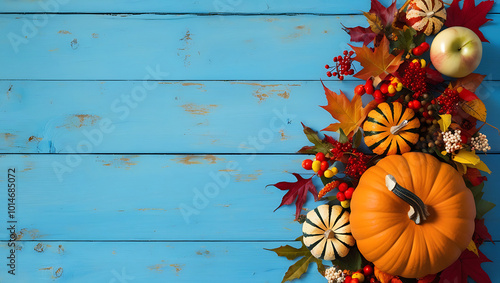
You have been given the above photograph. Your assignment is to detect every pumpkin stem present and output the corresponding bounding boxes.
[385,175,430,225]
[324,229,335,239]
[390,120,409,135]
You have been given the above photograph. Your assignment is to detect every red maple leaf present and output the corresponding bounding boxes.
[269,173,318,220]
[474,218,493,244]
[342,0,397,45]
[342,25,376,45]
[369,0,397,27]
[445,0,494,42]
[425,67,444,84]
[458,88,480,101]
[438,249,492,283]
[466,167,488,186]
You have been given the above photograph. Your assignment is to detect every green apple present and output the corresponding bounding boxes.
[430,26,482,78]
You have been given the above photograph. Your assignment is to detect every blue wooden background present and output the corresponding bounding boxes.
[0,0,498,282]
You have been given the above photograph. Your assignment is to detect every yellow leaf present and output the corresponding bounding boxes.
[350,36,404,87]
[321,83,378,136]
[441,151,448,156]
[452,149,480,166]
[467,240,479,257]
[363,12,383,34]
[438,114,452,132]
[469,160,492,174]
[461,99,487,122]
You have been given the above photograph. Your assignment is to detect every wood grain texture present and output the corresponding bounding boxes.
[1,80,499,154]
[1,0,499,14]
[0,241,497,282]
[0,154,497,241]
[0,154,317,241]
[0,0,417,14]
[0,80,317,154]
[1,14,498,80]
[1,1,499,282]
[0,241,315,282]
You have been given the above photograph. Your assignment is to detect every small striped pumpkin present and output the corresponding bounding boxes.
[363,102,420,155]
[302,204,355,260]
[406,0,446,36]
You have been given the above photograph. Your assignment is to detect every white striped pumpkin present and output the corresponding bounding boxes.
[302,204,355,260]
[406,0,446,36]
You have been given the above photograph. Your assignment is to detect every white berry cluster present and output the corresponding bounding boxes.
[443,129,463,153]
[324,266,345,283]
[471,133,491,152]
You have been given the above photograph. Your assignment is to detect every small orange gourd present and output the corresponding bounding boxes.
[406,0,447,36]
[350,152,475,278]
[363,102,420,155]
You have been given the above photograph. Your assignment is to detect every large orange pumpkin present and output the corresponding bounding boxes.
[350,152,475,278]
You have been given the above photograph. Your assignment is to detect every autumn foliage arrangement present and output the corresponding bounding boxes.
[267,0,496,282]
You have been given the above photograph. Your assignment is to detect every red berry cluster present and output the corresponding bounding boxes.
[401,60,427,96]
[412,42,430,56]
[437,88,460,115]
[330,140,353,161]
[325,50,355,80]
[345,150,370,179]
[336,182,355,201]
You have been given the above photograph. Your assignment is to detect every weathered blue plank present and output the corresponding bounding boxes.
[0,14,498,80]
[479,241,499,282]
[0,154,497,241]
[0,80,322,154]
[0,241,327,282]
[0,80,499,154]
[0,2,498,282]
[1,0,499,14]
[0,154,316,241]
[0,0,410,14]
[0,241,496,282]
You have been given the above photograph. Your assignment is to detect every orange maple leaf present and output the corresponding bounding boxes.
[350,36,403,86]
[321,82,377,136]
